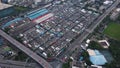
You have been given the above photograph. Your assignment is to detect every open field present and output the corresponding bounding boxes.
[104,23,120,41]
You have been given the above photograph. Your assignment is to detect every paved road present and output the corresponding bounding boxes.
[0,0,119,67]
[58,0,120,59]
[0,30,53,68]
[0,59,39,68]
[88,0,120,32]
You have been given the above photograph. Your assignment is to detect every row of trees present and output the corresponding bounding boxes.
[105,39,120,68]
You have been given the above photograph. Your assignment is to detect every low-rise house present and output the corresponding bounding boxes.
[71,61,85,68]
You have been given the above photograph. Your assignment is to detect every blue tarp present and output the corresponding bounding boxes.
[90,55,107,65]
[94,50,101,55]
[90,50,107,65]
[2,18,22,29]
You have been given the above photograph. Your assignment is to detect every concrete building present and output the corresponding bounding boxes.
[88,65,103,68]
[98,40,110,48]
[71,61,85,68]
[110,8,120,20]
[0,0,12,10]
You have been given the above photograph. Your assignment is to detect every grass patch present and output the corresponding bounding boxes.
[104,23,120,41]
[62,58,72,68]
[62,62,70,68]
[15,52,28,61]
[14,6,28,11]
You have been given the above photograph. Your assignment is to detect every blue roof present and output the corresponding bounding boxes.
[27,8,45,15]
[2,18,22,29]
[89,50,107,65]
[79,56,83,61]
[27,9,48,20]
[94,50,101,55]
[90,55,107,65]
[28,9,46,17]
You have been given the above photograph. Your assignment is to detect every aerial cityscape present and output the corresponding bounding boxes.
[0,0,120,68]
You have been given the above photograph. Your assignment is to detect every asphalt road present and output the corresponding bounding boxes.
[0,30,53,68]
[89,0,120,32]
[0,0,120,68]
[0,59,39,68]
[58,0,120,59]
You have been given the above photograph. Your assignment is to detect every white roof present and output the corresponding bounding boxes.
[72,66,79,68]
[116,8,120,12]
[98,40,110,46]
[23,40,27,44]
[0,2,13,10]
[91,65,102,68]
[43,52,47,57]
[86,39,90,44]
[35,45,39,48]
[87,49,96,56]
[19,34,23,37]
[85,44,89,47]
[103,1,113,5]
[81,9,86,13]
[39,47,44,50]
[28,44,32,47]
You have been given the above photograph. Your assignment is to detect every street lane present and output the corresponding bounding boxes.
[0,30,53,68]
[58,0,120,59]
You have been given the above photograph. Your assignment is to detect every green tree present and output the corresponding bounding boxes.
[88,41,104,50]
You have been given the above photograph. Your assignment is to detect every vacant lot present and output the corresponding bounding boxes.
[104,23,120,41]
